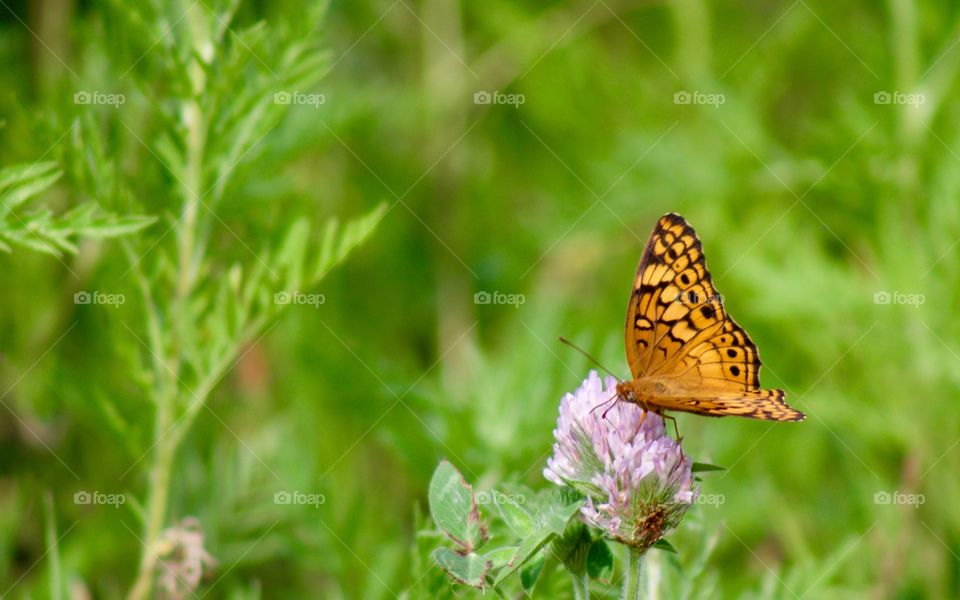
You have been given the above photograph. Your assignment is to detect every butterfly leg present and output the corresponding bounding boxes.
[660,412,683,443]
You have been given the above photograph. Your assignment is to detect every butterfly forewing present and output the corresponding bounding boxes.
[623,213,804,421]
[625,213,724,378]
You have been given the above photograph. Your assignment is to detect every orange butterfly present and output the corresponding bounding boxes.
[615,213,804,421]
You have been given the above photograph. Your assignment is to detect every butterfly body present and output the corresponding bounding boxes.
[619,213,804,422]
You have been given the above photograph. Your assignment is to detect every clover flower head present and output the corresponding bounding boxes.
[544,371,698,550]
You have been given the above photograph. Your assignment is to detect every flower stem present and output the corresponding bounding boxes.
[571,569,591,600]
[621,546,644,600]
[645,548,661,600]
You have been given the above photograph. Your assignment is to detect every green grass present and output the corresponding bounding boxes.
[0,0,958,597]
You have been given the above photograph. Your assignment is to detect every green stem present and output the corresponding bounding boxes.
[887,0,922,207]
[127,8,209,598]
[670,0,711,84]
[645,548,661,600]
[43,492,62,600]
[621,547,644,600]
[889,0,924,151]
[571,569,591,600]
[127,406,176,600]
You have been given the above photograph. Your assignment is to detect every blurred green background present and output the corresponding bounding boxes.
[1,0,958,597]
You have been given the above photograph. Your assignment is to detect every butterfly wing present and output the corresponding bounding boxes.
[639,387,802,421]
[624,213,804,421]
[625,212,724,379]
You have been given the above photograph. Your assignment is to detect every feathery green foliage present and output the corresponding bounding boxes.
[1,0,959,598]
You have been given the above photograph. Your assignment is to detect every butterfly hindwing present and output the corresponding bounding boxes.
[669,319,762,392]
[648,388,802,421]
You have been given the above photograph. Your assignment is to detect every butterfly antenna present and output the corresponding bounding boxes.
[590,392,619,417]
[558,337,622,381]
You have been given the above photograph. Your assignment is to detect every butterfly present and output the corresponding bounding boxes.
[615,213,805,421]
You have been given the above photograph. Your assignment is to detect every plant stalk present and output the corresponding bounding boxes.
[622,546,644,600]
[670,0,711,84]
[572,569,591,600]
[127,402,176,600]
[128,8,208,597]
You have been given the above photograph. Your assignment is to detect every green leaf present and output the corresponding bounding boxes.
[494,488,584,584]
[552,518,592,575]
[586,540,613,580]
[433,548,492,588]
[428,460,487,552]
[0,162,57,190]
[494,492,535,537]
[312,202,388,282]
[520,554,545,593]
[63,210,156,239]
[277,217,310,291]
[652,539,678,554]
[691,462,726,473]
[0,162,61,218]
[0,172,62,217]
[539,488,585,537]
[484,546,518,570]
[0,162,155,256]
